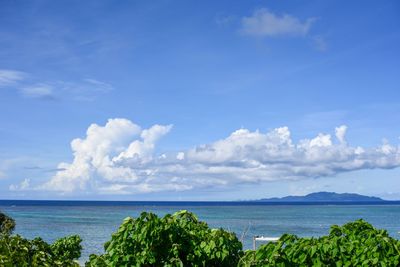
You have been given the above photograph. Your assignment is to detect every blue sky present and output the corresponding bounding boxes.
[0,0,399,200]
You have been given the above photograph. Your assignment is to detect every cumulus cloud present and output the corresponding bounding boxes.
[9,178,30,191]
[335,125,347,144]
[40,119,172,193]
[38,119,400,195]
[240,8,315,37]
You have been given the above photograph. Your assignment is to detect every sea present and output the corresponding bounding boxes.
[1,200,400,264]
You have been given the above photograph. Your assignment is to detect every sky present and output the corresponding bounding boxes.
[0,0,399,200]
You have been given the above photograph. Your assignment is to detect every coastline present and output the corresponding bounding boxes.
[1,199,400,206]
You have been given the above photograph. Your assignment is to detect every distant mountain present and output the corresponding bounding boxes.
[258,192,384,202]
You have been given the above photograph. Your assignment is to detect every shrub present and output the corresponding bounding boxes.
[85,210,243,267]
[0,211,82,267]
[2,209,399,266]
[238,219,400,267]
[0,234,82,267]
[0,212,15,235]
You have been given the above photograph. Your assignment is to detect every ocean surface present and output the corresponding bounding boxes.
[1,200,400,263]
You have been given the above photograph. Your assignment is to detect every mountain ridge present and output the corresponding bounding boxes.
[257,191,384,202]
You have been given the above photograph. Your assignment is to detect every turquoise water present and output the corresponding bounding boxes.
[1,202,400,263]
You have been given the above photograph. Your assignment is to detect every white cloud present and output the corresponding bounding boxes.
[30,79,114,101]
[335,125,347,144]
[0,69,26,87]
[240,8,315,37]
[0,69,112,100]
[20,83,54,98]
[114,124,173,164]
[9,178,30,191]
[38,119,400,195]
[50,79,114,101]
[41,119,172,192]
[177,152,185,160]
[83,78,114,92]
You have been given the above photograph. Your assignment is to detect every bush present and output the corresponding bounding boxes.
[0,211,82,267]
[85,210,243,267]
[0,234,82,267]
[238,219,400,267]
[2,209,399,266]
[0,212,15,235]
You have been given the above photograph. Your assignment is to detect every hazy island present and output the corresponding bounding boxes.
[257,191,385,202]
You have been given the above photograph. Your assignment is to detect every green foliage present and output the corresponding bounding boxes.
[0,235,82,267]
[1,209,399,266]
[51,235,82,262]
[85,210,243,267]
[0,234,82,266]
[238,219,400,267]
[0,211,82,267]
[0,212,15,235]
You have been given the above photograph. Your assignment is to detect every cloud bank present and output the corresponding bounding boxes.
[33,118,400,195]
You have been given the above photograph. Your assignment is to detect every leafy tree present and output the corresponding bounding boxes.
[0,211,82,266]
[85,210,243,267]
[0,234,82,267]
[0,212,15,235]
[238,219,400,267]
[1,209,400,266]
[51,235,82,263]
